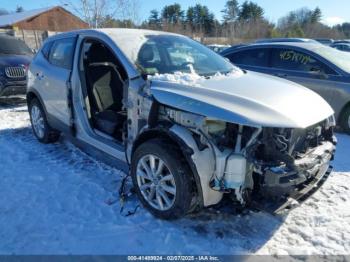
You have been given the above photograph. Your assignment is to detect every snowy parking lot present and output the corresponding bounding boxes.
[0,98,349,255]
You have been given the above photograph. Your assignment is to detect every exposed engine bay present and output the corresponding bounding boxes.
[158,105,337,208]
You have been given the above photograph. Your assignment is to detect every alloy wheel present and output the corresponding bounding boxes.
[136,154,177,211]
[31,105,45,139]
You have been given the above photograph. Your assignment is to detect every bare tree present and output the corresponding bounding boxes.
[116,0,140,25]
[61,0,111,28]
[61,0,140,28]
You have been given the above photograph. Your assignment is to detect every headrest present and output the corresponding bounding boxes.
[138,44,154,63]
[87,43,111,63]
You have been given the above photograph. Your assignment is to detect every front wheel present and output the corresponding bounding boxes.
[131,139,194,219]
[29,98,60,143]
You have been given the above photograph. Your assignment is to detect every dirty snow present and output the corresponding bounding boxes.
[0,98,349,255]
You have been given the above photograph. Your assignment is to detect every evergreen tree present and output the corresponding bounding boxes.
[161,4,184,24]
[222,0,239,23]
[148,9,161,28]
[310,7,322,23]
[186,4,215,34]
[238,1,264,21]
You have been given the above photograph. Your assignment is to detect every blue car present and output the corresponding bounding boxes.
[221,42,350,133]
[0,34,33,97]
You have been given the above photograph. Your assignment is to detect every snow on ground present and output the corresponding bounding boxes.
[0,98,349,255]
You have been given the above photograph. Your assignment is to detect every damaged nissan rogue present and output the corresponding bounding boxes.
[27,29,336,219]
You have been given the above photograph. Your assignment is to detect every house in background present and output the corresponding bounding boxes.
[0,6,88,31]
[0,6,89,49]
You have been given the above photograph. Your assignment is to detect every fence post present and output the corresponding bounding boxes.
[33,30,38,49]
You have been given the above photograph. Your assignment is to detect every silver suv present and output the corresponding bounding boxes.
[27,29,336,219]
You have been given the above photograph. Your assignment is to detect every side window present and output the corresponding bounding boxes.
[49,37,75,69]
[227,48,270,67]
[343,45,350,51]
[270,48,336,75]
[41,41,53,60]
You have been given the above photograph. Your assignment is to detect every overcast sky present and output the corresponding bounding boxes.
[1,0,349,26]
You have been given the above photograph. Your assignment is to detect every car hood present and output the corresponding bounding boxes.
[150,71,334,128]
[0,54,32,67]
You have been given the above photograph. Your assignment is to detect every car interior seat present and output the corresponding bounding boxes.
[85,43,126,139]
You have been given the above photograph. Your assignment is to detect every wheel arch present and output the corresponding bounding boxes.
[338,101,350,122]
[26,90,48,116]
[131,126,204,208]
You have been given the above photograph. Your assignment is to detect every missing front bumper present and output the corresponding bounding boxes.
[264,140,335,188]
[255,140,336,214]
[273,164,333,214]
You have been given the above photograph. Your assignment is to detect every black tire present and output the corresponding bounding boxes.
[131,139,194,219]
[28,98,60,143]
[340,106,350,134]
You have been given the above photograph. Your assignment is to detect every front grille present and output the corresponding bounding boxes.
[5,66,26,78]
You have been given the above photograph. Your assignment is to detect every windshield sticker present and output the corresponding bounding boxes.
[280,50,312,64]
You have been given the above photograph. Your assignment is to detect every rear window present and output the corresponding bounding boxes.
[0,36,32,55]
[226,48,270,67]
[49,37,75,69]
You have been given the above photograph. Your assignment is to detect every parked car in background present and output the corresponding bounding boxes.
[27,29,336,219]
[331,43,350,52]
[334,40,350,44]
[221,42,350,134]
[0,34,33,97]
[255,38,319,44]
[314,38,334,46]
[207,44,230,53]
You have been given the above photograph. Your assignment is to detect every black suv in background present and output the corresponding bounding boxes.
[0,34,33,97]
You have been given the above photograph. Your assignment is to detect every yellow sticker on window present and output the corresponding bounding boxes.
[280,51,311,65]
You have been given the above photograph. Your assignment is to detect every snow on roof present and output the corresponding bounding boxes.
[0,7,54,28]
[98,28,182,63]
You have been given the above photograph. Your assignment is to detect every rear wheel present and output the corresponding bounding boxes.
[29,98,60,143]
[131,139,194,219]
[340,106,350,134]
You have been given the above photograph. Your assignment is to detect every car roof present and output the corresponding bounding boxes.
[46,28,182,41]
[224,42,325,52]
[255,38,318,43]
[332,42,350,46]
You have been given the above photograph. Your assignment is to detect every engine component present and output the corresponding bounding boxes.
[223,154,247,189]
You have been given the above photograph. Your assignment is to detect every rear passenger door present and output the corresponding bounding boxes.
[42,37,76,129]
[225,48,271,74]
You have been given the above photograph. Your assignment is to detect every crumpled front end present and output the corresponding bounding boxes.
[154,104,336,210]
[250,117,337,211]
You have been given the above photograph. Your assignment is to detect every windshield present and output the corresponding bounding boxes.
[0,36,33,55]
[134,35,236,76]
[312,45,350,73]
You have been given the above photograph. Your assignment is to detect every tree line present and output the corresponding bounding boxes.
[139,0,350,43]
[1,0,349,43]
